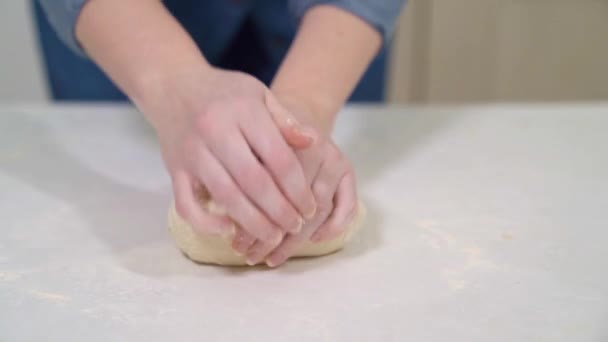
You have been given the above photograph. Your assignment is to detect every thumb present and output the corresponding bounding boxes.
[265,90,316,149]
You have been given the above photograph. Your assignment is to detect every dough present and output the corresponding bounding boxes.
[168,201,365,266]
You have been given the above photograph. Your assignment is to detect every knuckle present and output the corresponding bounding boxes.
[273,151,298,176]
[327,144,343,161]
[318,193,334,217]
[313,182,331,203]
[318,204,333,219]
[239,163,268,192]
[315,197,333,218]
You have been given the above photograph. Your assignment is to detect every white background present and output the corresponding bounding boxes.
[0,0,47,102]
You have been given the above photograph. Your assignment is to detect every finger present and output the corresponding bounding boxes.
[241,103,317,220]
[244,233,284,266]
[231,228,257,256]
[265,217,324,267]
[193,143,283,243]
[240,149,321,264]
[172,170,234,235]
[208,127,304,234]
[266,150,349,264]
[311,172,358,242]
[296,148,323,185]
[265,160,343,267]
[309,149,350,223]
[265,90,316,149]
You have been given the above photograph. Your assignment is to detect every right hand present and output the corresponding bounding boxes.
[233,97,359,266]
[140,66,317,243]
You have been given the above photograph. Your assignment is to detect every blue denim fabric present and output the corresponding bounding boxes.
[33,0,399,102]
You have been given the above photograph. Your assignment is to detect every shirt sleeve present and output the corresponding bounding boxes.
[289,0,407,43]
[37,0,89,56]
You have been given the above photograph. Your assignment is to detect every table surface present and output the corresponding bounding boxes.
[1,103,607,341]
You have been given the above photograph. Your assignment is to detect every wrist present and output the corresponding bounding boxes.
[133,61,214,130]
[133,59,212,107]
[271,92,337,136]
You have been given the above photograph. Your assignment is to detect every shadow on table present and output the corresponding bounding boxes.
[0,110,182,276]
[0,107,459,277]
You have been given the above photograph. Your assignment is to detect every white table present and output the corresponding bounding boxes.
[1,104,607,341]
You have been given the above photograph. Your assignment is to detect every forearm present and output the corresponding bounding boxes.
[75,0,209,126]
[271,5,382,133]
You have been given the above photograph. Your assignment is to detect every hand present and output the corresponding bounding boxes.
[143,66,317,243]
[233,97,359,266]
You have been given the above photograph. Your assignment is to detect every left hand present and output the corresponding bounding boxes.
[232,95,359,267]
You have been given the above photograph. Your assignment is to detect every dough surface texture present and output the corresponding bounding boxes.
[168,201,365,266]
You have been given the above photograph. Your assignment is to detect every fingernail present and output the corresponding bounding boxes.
[291,216,303,234]
[244,245,260,265]
[246,258,257,266]
[266,258,280,268]
[305,202,317,220]
[293,125,316,140]
[236,244,251,257]
[266,252,286,268]
[266,230,283,244]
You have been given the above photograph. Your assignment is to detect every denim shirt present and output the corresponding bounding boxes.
[38,0,406,56]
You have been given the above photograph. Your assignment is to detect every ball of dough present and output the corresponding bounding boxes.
[168,201,365,266]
